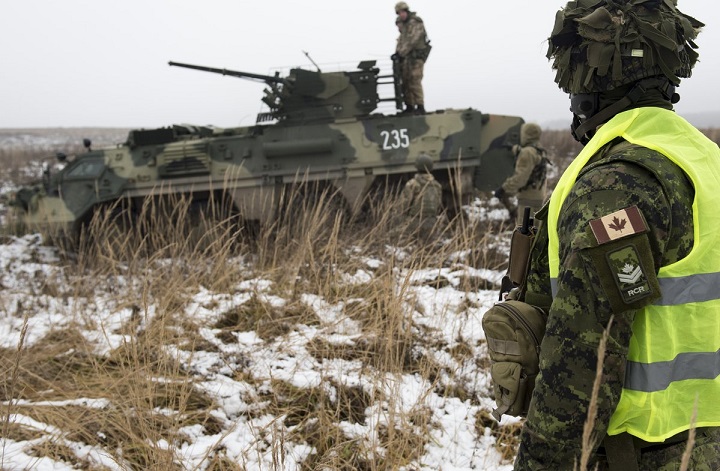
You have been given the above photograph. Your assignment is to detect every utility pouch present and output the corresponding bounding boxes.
[508,227,535,286]
[412,41,432,61]
[482,300,547,420]
[505,207,537,291]
[421,42,432,61]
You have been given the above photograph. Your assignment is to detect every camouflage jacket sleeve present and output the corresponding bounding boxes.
[502,147,541,195]
[399,177,420,213]
[515,145,694,470]
[396,16,427,58]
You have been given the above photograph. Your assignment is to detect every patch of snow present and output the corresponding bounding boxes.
[0,223,520,470]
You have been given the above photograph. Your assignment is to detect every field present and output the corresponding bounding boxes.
[1,127,717,470]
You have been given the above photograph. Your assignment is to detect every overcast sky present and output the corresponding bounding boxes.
[1,0,718,129]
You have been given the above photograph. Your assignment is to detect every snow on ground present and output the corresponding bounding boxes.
[0,211,518,470]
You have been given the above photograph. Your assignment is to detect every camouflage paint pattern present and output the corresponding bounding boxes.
[514,142,720,470]
[9,60,523,237]
[167,61,379,123]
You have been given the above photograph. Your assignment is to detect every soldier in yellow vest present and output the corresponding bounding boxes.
[491,2,720,469]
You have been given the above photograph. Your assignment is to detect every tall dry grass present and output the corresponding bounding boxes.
[5,125,713,468]
[576,317,613,471]
[1,182,508,470]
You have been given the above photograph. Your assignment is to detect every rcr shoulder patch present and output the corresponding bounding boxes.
[606,245,653,304]
[578,230,660,314]
[589,205,647,245]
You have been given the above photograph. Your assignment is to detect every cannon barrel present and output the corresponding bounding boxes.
[168,61,286,85]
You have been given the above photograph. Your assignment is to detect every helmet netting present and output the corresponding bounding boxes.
[547,0,703,94]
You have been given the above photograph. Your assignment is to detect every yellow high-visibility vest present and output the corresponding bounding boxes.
[548,107,720,442]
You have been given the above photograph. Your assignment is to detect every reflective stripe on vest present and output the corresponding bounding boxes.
[624,349,720,393]
[552,272,720,305]
[547,107,720,442]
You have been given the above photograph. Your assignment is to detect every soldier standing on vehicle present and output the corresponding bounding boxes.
[392,2,431,115]
[400,154,442,240]
[483,1,720,470]
[493,123,549,226]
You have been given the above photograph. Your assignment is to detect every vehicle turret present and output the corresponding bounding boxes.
[169,60,402,124]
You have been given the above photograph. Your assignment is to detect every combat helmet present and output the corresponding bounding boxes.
[415,154,433,172]
[547,1,703,143]
[395,2,409,13]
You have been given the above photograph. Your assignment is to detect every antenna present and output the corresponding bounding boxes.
[302,51,322,72]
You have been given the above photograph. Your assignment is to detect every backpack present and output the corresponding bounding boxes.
[407,176,441,218]
[520,147,551,192]
[418,180,441,217]
[482,300,547,420]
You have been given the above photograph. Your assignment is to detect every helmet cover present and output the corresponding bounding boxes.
[547,0,703,94]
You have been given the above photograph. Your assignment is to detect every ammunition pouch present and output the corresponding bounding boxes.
[482,300,547,420]
[410,42,432,62]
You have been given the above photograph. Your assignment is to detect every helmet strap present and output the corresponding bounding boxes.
[571,77,678,144]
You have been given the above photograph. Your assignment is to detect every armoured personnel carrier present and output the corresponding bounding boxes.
[9,59,523,239]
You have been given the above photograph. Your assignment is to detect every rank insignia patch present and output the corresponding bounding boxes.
[589,205,647,245]
[607,245,653,304]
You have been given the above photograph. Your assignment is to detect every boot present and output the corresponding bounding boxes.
[415,104,426,114]
[401,105,415,114]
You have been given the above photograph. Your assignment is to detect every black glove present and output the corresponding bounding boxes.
[493,187,506,199]
[391,53,403,61]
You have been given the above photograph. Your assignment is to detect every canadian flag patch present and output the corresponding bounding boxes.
[589,205,647,245]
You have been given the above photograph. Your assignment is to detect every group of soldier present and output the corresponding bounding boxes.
[394,2,547,237]
[399,124,547,242]
[394,1,720,470]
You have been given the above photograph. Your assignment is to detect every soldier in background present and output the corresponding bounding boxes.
[399,155,442,240]
[392,2,431,115]
[502,1,720,469]
[493,123,549,225]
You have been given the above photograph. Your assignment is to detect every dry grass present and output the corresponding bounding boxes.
[1,323,220,469]
[475,409,523,463]
[0,173,504,470]
[679,397,699,471]
[576,316,613,471]
[5,126,714,468]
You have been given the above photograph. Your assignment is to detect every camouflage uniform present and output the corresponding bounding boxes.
[515,140,720,470]
[505,2,718,469]
[498,124,548,225]
[399,172,442,239]
[396,12,429,109]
